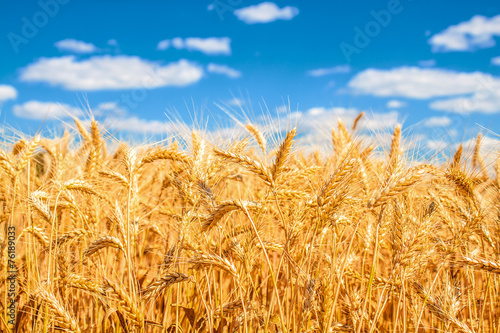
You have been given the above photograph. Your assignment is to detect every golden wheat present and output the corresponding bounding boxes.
[2,118,500,332]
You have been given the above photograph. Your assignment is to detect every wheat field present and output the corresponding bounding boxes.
[1,113,499,332]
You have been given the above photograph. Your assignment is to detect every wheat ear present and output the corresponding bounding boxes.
[271,127,296,179]
[141,272,190,302]
[15,135,40,176]
[29,191,53,224]
[139,147,193,169]
[201,200,259,232]
[35,287,81,333]
[65,273,106,295]
[74,118,91,144]
[105,278,144,329]
[190,253,239,278]
[368,168,426,208]
[412,282,474,333]
[245,123,267,154]
[83,236,125,257]
[0,150,15,180]
[457,256,500,274]
[451,143,463,169]
[12,138,28,155]
[213,147,273,185]
[352,111,365,130]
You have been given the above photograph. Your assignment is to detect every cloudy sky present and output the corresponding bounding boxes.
[1,0,500,147]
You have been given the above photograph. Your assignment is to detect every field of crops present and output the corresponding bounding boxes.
[1,114,499,332]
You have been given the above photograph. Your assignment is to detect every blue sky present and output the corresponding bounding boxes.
[1,0,500,150]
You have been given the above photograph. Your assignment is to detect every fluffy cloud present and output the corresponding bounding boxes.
[54,39,99,53]
[12,101,83,119]
[306,65,350,77]
[157,40,170,50]
[207,63,242,78]
[157,37,231,55]
[492,56,500,65]
[463,136,500,171]
[234,2,299,24]
[20,56,204,90]
[94,102,126,117]
[348,66,500,99]
[12,99,173,134]
[349,66,500,113]
[423,116,452,127]
[429,15,500,52]
[303,107,399,131]
[427,70,500,113]
[430,91,500,113]
[105,116,174,134]
[386,100,406,109]
[426,139,448,150]
[0,85,17,103]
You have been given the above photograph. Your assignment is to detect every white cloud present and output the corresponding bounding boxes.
[105,116,174,134]
[20,56,204,90]
[348,66,500,99]
[418,59,436,67]
[94,102,126,117]
[306,65,350,77]
[427,70,500,113]
[467,136,500,153]
[96,102,119,110]
[0,85,17,103]
[463,136,500,172]
[430,92,500,114]
[423,116,452,127]
[234,2,299,24]
[276,105,288,113]
[12,99,173,134]
[184,37,231,55]
[386,100,406,109]
[429,15,500,52]
[304,107,399,131]
[492,56,500,65]
[157,37,231,55]
[207,63,241,78]
[157,40,170,50]
[54,39,99,53]
[12,101,82,119]
[349,66,500,113]
[171,38,184,49]
[426,139,447,150]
